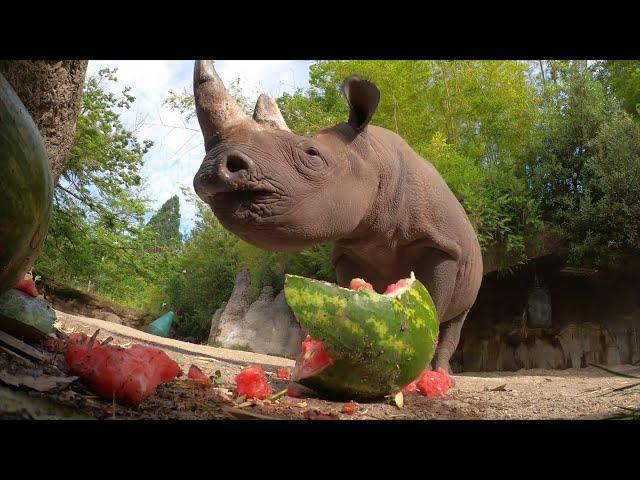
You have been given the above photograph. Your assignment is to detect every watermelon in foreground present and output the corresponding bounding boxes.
[284,272,439,400]
[0,74,53,296]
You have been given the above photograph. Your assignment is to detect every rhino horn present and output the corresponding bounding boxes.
[252,94,291,132]
[194,60,250,151]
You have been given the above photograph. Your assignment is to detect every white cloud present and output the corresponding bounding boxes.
[86,60,313,235]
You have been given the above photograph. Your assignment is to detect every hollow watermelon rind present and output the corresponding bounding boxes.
[284,274,439,400]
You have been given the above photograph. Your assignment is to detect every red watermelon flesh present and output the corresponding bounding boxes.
[188,365,212,386]
[402,368,452,398]
[383,278,411,296]
[349,278,374,292]
[416,368,451,397]
[286,385,302,397]
[235,365,272,399]
[64,332,182,406]
[402,379,418,394]
[15,279,38,297]
[291,335,334,381]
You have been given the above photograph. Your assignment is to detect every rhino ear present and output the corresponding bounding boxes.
[253,94,291,132]
[341,76,380,132]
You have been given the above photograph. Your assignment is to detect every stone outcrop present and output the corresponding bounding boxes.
[208,269,304,358]
[0,60,88,184]
[451,255,640,372]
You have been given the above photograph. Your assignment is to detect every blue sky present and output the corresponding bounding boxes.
[86,60,314,235]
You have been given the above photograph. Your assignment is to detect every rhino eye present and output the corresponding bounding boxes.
[305,146,320,156]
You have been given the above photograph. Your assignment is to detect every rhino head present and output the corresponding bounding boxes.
[192,60,382,252]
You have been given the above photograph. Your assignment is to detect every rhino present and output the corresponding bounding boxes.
[192,60,483,372]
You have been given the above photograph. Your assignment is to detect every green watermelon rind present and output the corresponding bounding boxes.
[0,73,53,295]
[284,274,439,401]
[0,288,56,336]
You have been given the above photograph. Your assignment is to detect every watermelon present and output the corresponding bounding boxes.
[284,272,439,400]
[416,368,451,397]
[341,402,358,415]
[0,73,53,296]
[188,365,212,386]
[235,365,272,400]
[15,278,39,297]
[0,288,56,340]
[64,332,182,406]
[291,335,334,381]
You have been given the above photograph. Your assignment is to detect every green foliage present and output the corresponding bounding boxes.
[36,69,160,309]
[146,195,182,248]
[163,191,241,339]
[522,61,640,267]
[567,109,640,267]
[601,60,640,120]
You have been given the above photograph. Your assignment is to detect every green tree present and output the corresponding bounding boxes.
[601,60,640,120]
[567,108,640,267]
[35,68,158,308]
[146,195,182,248]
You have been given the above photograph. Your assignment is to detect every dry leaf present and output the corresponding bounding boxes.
[0,330,46,361]
[490,384,508,392]
[0,370,78,392]
[394,391,404,409]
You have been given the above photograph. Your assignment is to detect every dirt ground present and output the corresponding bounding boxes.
[1,310,638,420]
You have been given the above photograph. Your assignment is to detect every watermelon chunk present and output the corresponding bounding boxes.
[235,365,272,400]
[15,279,38,297]
[416,368,452,398]
[291,335,334,382]
[188,365,212,386]
[349,278,374,292]
[286,385,302,397]
[341,402,358,415]
[402,380,418,394]
[64,332,182,406]
[383,278,411,296]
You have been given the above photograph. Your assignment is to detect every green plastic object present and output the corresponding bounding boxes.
[148,311,175,337]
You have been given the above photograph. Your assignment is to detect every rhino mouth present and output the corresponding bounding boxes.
[213,188,282,219]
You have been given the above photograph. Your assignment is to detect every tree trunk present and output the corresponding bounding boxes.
[0,60,88,185]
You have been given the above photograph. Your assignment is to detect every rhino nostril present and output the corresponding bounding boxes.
[225,154,251,173]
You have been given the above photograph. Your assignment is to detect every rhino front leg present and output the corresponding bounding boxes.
[431,310,468,373]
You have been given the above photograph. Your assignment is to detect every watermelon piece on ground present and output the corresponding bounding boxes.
[188,365,212,386]
[235,365,272,400]
[286,386,302,397]
[341,402,358,415]
[416,368,452,398]
[15,279,38,297]
[64,332,182,406]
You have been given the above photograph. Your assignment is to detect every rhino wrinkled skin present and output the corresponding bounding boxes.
[191,60,483,371]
